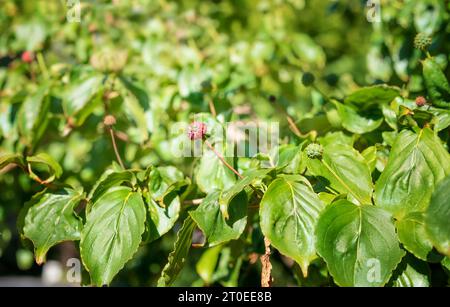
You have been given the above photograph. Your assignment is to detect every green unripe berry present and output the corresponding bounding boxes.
[302,72,315,87]
[414,33,432,51]
[305,143,323,159]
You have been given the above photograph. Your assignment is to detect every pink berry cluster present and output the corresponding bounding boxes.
[187,122,207,140]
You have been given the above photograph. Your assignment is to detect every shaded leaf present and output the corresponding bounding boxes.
[219,168,270,218]
[391,255,430,287]
[375,128,450,218]
[260,177,325,275]
[425,175,450,257]
[307,144,373,205]
[26,153,63,183]
[81,187,146,286]
[87,169,134,207]
[316,200,405,286]
[333,100,383,134]
[0,153,24,170]
[196,245,222,285]
[396,212,442,262]
[146,193,180,242]
[344,85,401,108]
[158,216,196,287]
[190,191,247,247]
[23,188,84,264]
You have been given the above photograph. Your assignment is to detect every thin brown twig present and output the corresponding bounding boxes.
[261,237,273,287]
[204,140,243,179]
[208,98,217,117]
[108,126,125,169]
[286,114,303,137]
[204,140,265,198]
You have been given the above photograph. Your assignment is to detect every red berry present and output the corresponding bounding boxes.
[187,122,207,140]
[21,51,34,63]
[415,96,427,107]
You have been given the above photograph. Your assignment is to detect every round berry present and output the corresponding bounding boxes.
[268,95,277,103]
[104,115,117,126]
[187,122,207,140]
[21,51,34,63]
[415,96,427,107]
[302,72,315,87]
[414,33,432,51]
[305,143,323,159]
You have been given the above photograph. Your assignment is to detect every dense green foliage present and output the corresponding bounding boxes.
[1,0,450,287]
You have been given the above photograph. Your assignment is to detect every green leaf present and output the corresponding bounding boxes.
[196,143,236,193]
[219,168,270,218]
[81,187,146,286]
[382,104,398,130]
[158,216,196,287]
[146,193,180,242]
[87,169,134,206]
[260,177,325,276]
[17,84,50,147]
[422,57,450,109]
[291,33,326,69]
[442,257,450,271]
[276,144,304,173]
[120,77,150,143]
[23,188,84,264]
[196,245,222,285]
[318,131,354,148]
[361,146,377,173]
[306,144,373,205]
[429,107,450,131]
[190,191,247,247]
[375,128,450,218]
[148,166,186,203]
[425,175,450,257]
[0,153,24,170]
[119,76,150,110]
[396,212,441,262]
[26,153,63,184]
[344,85,401,108]
[391,255,430,287]
[316,200,405,287]
[333,100,384,134]
[63,75,104,125]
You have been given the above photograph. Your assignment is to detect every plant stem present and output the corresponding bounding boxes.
[261,237,272,287]
[286,114,302,137]
[204,140,243,179]
[208,98,217,117]
[108,126,125,169]
[283,109,317,139]
[204,140,263,198]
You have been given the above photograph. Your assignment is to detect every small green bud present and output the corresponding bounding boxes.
[414,33,432,51]
[305,143,323,159]
[302,72,315,87]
